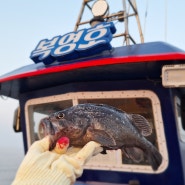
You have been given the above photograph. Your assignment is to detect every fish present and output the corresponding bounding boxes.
[39,103,162,170]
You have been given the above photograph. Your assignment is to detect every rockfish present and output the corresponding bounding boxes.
[39,103,162,170]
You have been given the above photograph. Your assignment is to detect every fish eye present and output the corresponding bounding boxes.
[56,112,65,119]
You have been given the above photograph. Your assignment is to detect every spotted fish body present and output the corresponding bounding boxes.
[40,103,162,170]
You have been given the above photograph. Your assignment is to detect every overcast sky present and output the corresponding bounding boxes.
[0,0,185,150]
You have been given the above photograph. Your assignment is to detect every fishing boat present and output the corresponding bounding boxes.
[0,0,185,184]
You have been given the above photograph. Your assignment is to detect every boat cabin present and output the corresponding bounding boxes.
[0,0,185,184]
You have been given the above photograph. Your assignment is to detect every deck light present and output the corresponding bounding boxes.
[162,64,185,87]
[91,0,109,17]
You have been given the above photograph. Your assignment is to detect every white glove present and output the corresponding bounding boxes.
[12,136,102,185]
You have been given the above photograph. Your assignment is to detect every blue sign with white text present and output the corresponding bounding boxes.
[30,22,116,65]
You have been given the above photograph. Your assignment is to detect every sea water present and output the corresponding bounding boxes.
[0,147,24,185]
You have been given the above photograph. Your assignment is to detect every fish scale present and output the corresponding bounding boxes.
[40,103,162,170]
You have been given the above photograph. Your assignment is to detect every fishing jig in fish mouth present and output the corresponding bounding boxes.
[40,103,162,171]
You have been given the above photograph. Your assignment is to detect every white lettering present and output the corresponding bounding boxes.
[53,43,76,56]
[31,22,116,64]
[58,30,84,45]
[31,36,60,59]
[78,27,107,49]
[86,28,107,41]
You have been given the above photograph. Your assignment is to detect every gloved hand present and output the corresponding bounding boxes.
[12,136,102,185]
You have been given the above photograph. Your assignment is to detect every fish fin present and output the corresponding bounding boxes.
[122,147,144,163]
[101,149,107,154]
[147,146,163,171]
[86,127,116,147]
[129,114,152,136]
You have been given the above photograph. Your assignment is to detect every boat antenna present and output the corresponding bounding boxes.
[143,0,149,38]
[74,0,144,46]
[165,0,168,42]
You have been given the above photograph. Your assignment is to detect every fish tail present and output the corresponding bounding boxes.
[147,145,162,171]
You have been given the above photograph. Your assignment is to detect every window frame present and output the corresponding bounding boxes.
[25,90,168,173]
[174,96,185,142]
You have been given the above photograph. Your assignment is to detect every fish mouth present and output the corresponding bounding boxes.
[39,117,56,136]
[39,117,66,150]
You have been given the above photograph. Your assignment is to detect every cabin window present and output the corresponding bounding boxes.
[26,100,73,143]
[25,90,168,173]
[174,96,185,142]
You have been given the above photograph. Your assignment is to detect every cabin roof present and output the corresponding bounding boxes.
[0,41,185,99]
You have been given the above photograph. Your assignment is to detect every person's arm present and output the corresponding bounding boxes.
[12,137,102,185]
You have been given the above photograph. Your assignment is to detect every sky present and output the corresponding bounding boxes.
[0,0,185,151]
